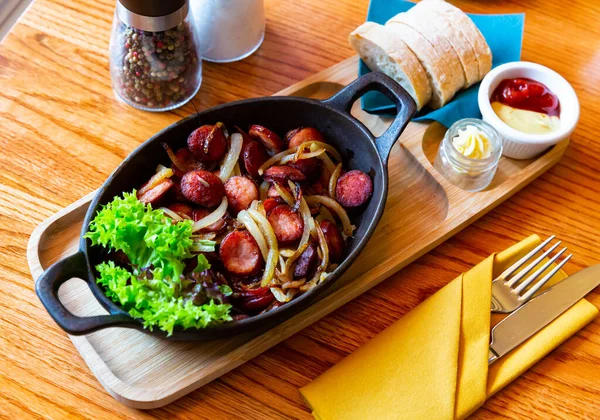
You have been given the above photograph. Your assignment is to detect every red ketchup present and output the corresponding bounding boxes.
[491,78,560,117]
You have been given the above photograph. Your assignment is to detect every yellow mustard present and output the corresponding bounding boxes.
[492,102,560,135]
[451,124,492,159]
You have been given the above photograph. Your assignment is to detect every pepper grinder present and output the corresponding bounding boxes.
[109,0,202,112]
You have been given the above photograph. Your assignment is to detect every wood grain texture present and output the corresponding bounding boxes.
[25,55,567,409]
[2,0,600,418]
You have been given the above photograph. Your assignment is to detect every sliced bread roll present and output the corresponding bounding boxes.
[407,0,480,86]
[422,0,493,77]
[387,13,466,97]
[349,22,432,110]
[383,21,456,108]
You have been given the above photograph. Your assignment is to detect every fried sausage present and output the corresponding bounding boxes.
[193,208,228,233]
[249,125,284,153]
[262,197,283,214]
[285,127,326,149]
[267,205,304,244]
[234,287,274,312]
[302,181,327,196]
[188,124,228,162]
[267,184,285,199]
[219,230,264,277]
[242,140,269,179]
[335,169,373,208]
[240,294,274,312]
[181,170,224,207]
[288,157,319,179]
[171,148,204,178]
[224,176,259,214]
[263,165,306,183]
[319,219,344,263]
[168,203,194,218]
[294,241,318,279]
[138,179,174,206]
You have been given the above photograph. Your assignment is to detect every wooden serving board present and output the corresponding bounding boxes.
[27,56,568,409]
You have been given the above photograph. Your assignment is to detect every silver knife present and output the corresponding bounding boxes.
[489,265,600,364]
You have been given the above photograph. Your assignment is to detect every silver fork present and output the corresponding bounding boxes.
[491,236,573,313]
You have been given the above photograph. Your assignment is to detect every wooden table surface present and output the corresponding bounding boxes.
[2,0,600,418]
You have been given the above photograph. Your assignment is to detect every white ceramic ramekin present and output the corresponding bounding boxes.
[478,61,579,159]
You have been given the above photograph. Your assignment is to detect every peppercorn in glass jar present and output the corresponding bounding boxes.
[109,0,202,112]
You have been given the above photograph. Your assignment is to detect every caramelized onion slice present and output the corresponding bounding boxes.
[159,207,183,221]
[284,197,312,273]
[317,151,337,174]
[259,180,270,201]
[257,148,299,175]
[328,163,342,198]
[279,149,325,164]
[295,141,342,162]
[238,210,269,260]
[300,223,330,291]
[305,195,355,237]
[248,209,279,288]
[138,166,174,196]
[192,197,228,232]
[219,133,243,182]
[273,182,295,207]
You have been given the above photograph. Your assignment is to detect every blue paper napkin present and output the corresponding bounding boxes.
[359,0,525,127]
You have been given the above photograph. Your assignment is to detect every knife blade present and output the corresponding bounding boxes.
[488,265,600,364]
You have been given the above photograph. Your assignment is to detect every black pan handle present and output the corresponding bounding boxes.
[35,251,137,335]
[322,71,417,164]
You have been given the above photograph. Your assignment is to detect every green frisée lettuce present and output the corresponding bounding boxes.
[85,191,231,335]
[85,191,195,281]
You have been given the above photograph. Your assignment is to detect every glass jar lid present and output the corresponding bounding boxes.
[117,0,188,32]
[443,118,503,174]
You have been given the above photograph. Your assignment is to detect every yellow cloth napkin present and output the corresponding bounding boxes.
[300,235,598,420]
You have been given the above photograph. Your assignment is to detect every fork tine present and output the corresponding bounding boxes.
[518,251,572,301]
[513,247,566,293]
[506,240,561,287]
[498,235,555,282]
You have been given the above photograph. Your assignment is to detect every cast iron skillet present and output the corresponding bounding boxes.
[35,71,416,340]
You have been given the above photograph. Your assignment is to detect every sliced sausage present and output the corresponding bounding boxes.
[193,208,228,233]
[320,219,344,263]
[138,179,174,206]
[170,180,187,202]
[302,179,328,196]
[181,170,224,207]
[224,176,259,214]
[235,125,253,149]
[263,165,306,183]
[267,205,304,244]
[188,124,228,162]
[249,125,284,153]
[285,127,326,149]
[234,287,274,312]
[289,157,319,179]
[240,294,274,312]
[219,230,264,277]
[335,170,373,208]
[171,148,204,178]
[262,197,283,214]
[294,241,318,279]
[168,203,194,218]
[242,140,269,179]
[267,184,285,199]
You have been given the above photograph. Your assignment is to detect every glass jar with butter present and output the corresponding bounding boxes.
[434,118,502,192]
